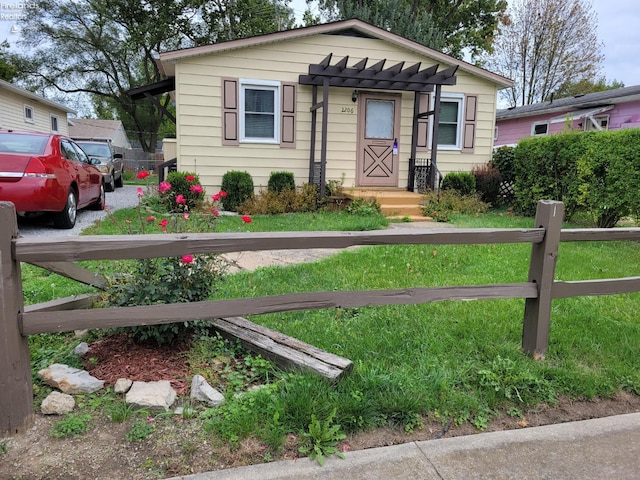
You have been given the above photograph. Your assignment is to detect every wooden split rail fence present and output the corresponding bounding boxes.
[2,200,640,436]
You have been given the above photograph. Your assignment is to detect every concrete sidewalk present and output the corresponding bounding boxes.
[168,412,640,480]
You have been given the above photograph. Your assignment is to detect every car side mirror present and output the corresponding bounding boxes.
[114,153,123,159]
[90,157,101,165]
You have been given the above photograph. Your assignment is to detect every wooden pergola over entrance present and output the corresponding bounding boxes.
[299,53,458,196]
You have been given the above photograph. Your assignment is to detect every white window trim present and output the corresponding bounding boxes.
[51,114,59,132]
[584,115,609,131]
[239,79,280,144]
[24,105,34,123]
[531,121,549,136]
[429,93,464,150]
[494,126,499,141]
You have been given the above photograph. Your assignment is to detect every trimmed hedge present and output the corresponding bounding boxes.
[442,171,476,195]
[221,171,254,212]
[268,171,296,193]
[514,129,640,226]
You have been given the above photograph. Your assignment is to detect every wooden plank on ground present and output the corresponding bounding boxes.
[27,261,107,289]
[24,293,99,313]
[213,316,353,381]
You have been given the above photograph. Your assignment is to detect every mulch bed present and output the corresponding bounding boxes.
[84,333,192,396]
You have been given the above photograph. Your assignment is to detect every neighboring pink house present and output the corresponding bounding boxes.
[495,85,640,147]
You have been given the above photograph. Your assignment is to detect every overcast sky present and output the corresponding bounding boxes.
[1,0,638,87]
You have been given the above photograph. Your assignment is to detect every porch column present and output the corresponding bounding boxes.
[319,78,329,198]
[409,92,420,191]
[308,85,318,184]
[429,84,442,190]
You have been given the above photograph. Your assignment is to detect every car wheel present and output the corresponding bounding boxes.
[52,189,78,229]
[106,173,115,192]
[90,182,106,210]
[115,171,124,188]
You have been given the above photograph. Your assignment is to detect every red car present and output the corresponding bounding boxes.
[0,131,105,229]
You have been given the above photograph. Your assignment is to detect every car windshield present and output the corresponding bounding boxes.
[77,143,111,157]
[0,133,48,154]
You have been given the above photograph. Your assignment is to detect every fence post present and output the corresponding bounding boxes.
[0,202,34,435]
[522,200,564,359]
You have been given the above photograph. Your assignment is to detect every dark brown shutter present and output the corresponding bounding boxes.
[280,83,296,148]
[416,93,430,151]
[221,77,239,146]
[462,95,477,153]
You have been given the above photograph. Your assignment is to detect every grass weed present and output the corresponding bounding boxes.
[50,413,92,438]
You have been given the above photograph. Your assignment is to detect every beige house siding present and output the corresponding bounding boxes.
[0,82,72,136]
[171,31,503,193]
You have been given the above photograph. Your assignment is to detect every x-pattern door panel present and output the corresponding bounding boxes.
[357,95,400,187]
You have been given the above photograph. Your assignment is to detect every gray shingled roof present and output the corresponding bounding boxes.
[68,118,123,140]
[497,85,640,120]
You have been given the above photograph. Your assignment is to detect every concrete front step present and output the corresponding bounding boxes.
[387,215,434,222]
[348,188,425,218]
[381,204,424,216]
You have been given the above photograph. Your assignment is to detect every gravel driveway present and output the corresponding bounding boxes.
[17,185,141,237]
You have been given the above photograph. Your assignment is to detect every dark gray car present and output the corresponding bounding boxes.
[76,141,124,192]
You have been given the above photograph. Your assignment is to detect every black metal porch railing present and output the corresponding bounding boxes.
[412,158,443,193]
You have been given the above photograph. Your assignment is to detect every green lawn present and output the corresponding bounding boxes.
[21,209,640,444]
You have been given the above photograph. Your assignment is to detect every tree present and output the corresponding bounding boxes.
[0,41,16,82]
[552,76,624,100]
[483,0,604,107]
[338,0,446,52]
[310,0,508,59]
[14,0,293,152]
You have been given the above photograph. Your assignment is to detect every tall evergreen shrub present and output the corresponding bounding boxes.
[267,171,295,193]
[221,171,254,212]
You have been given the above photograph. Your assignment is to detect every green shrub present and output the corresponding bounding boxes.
[268,171,296,194]
[325,178,344,197]
[421,190,488,222]
[473,163,503,206]
[575,129,640,227]
[159,171,205,213]
[491,146,516,183]
[513,129,640,225]
[240,183,319,214]
[221,171,254,212]
[442,171,476,195]
[513,132,584,218]
[103,255,225,344]
[346,197,381,216]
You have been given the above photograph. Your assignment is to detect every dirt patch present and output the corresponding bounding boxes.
[2,334,639,480]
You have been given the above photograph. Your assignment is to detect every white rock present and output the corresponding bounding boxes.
[37,364,104,394]
[74,329,89,338]
[73,342,90,357]
[190,375,225,407]
[114,378,133,394]
[125,381,176,411]
[41,391,75,415]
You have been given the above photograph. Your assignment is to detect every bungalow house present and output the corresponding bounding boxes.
[140,20,511,195]
[495,85,640,147]
[68,118,132,149]
[0,79,75,136]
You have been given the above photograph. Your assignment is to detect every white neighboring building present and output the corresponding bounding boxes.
[0,79,75,136]
[68,118,132,149]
